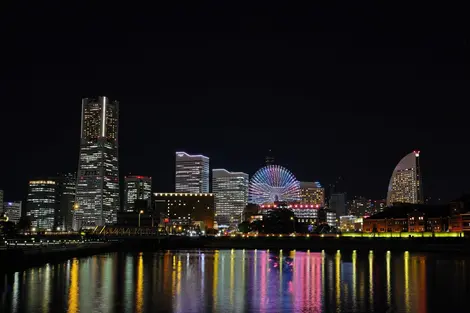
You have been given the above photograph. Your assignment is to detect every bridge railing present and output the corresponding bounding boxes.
[91,226,168,237]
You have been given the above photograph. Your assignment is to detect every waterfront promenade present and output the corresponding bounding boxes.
[0,241,114,273]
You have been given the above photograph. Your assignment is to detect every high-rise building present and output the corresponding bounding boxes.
[329,193,347,217]
[26,179,59,230]
[175,152,209,193]
[124,175,152,212]
[58,173,76,231]
[299,181,325,206]
[3,201,22,224]
[75,97,120,229]
[386,151,423,206]
[212,169,249,226]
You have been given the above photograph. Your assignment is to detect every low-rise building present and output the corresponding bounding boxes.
[363,204,451,233]
[153,192,215,232]
[449,213,470,233]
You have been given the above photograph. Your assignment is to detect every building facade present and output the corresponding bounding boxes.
[212,169,249,227]
[75,97,120,229]
[362,204,450,233]
[386,151,423,206]
[3,201,22,224]
[318,208,337,227]
[329,193,347,216]
[299,182,325,206]
[339,215,357,232]
[175,152,209,193]
[124,175,152,212]
[0,190,3,213]
[58,173,76,231]
[26,179,59,230]
[154,192,215,230]
[289,203,320,224]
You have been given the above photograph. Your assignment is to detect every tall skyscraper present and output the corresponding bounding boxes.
[26,179,59,230]
[299,181,325,206]
[58,173,76,231]
[124,175,152,212]
[212,169,249,226]
[175,152,209,193]
[75,97,120,229]
[386,150,423,206]
[3,201,22,224]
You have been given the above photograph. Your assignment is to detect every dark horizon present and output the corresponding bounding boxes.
[1,2,469,203]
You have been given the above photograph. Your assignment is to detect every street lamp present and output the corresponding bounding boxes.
[138,210,144,227]
[290,216,296,234]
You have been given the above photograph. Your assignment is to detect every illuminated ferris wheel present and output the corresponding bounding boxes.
[249,165,300,205]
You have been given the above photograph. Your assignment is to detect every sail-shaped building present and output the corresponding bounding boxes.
[386,151,423,206]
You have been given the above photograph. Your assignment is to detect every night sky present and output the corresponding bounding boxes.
[1,2,469,203]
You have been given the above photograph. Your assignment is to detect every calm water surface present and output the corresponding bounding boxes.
[1,250,469,312]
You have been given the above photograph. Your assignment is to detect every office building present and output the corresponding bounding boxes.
[26,179,59,230]
[386,150,423,206]
[3,201,22,224]
[75,96,120,229]
[0,190,3,212]
[154,192,215,230]
[58,173,76,231]
[175,152,209,193]
[212,169,249,226]
[329,193,347,216]
[299,181,325,206]
[124,175,152,212]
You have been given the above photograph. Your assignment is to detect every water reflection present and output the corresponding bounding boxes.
[1,250,470,313]
[68,259,79,313]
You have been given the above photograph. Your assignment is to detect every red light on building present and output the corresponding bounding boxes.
[164,218,169,223]
[315,204,320,208]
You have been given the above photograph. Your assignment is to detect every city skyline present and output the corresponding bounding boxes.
[0,125,462,205]
[2,2,470,313]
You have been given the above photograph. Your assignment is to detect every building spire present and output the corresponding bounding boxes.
[265,149,275,165]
